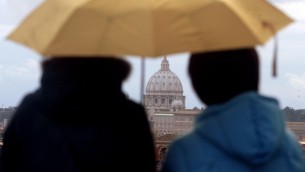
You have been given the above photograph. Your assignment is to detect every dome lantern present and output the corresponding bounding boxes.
[161,56,169,71]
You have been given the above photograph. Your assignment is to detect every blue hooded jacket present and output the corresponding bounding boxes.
[162,92,305,172]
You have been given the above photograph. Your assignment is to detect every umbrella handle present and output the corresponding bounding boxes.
[264,22,278,78]
[140,57,145,104]
[272,33,278,77]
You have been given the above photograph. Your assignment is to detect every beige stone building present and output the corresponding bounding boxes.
[151,109,200,137]
[143,57,202,163]
[286,122,305,141]
[143,57,201,137]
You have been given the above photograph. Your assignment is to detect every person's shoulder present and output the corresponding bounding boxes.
[285,129,304,150]
[282,129,305,170]
[13,90,41,118]
[170,130,204,150]
[116,98,147,119]
[123,98,145,111]
[165,131,213,170]
[3,90,41,133]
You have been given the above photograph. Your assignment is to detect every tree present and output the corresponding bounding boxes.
[282,106,296,122]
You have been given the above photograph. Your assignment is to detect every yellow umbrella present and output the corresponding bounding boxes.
[8,0,293,57]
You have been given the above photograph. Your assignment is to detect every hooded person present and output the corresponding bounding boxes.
[0,57,156,172]
[161,48,305,172]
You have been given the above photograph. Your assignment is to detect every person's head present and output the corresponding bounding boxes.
[41,56,131,89]
[188,48,259,106]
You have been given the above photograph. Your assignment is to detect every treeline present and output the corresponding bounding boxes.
[282,106,305,122]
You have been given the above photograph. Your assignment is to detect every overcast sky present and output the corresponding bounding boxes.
[0,0,305,110]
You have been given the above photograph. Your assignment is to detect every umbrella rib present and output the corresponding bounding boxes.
[45,1,90,55]
[222,0,264,44]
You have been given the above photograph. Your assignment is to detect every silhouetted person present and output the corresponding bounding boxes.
[0,57,156,172]
[161,48,305,172]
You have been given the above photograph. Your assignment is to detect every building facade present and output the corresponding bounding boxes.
[143,57,202,163]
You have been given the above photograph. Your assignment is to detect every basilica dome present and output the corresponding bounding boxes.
[145,57,183,95]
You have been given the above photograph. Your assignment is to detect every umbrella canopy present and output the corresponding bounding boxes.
[8,0,293,57]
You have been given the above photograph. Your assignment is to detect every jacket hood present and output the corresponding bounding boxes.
[37,58,129,124]
[195,91,285,165]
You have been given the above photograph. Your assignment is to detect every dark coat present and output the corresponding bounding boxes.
[0,58,156,172]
